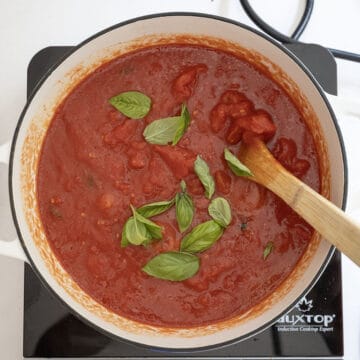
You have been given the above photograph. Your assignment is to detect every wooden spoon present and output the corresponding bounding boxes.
[238,137,360,267]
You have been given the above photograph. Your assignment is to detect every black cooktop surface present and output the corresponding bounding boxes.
[23,45,343,358]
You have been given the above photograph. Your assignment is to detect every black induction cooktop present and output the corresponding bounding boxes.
[23,45,343,358]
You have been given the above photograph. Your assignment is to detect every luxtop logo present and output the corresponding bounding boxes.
[276,296,336,333]
[296,297,313,312]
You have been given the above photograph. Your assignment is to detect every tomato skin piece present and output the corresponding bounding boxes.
[226,110,276,144]
[273,138,310,178]
[103,120,140,147]
[214,170,232,195]
[153,145,196,179]
[246,110,277,141]
[226,117,245,144]
[220,90,247,104]
[172,64,208,101]
[210,103,228,132]
[227,101,254,119]
[210,90,255,134]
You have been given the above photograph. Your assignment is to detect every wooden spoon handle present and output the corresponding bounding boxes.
[239,139,360,266]
[269,169,360,266]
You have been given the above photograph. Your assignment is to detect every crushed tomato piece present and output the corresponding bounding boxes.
[172,64,208,101]
[273,138,310,178]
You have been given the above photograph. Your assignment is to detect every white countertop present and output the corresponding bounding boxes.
[1,0,360,359]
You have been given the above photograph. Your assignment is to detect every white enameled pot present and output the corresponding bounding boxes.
[0,13,349,349]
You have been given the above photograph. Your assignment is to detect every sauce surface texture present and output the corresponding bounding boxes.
[37,44,320,327]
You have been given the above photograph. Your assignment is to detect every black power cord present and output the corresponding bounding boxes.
[240,0,360,63]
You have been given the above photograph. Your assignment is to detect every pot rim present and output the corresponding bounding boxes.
[9,12,348,351]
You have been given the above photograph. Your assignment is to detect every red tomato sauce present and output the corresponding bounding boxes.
[37,44,320,327]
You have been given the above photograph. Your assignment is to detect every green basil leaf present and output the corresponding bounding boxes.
[132,205,163,240]
[176,193,194,233]
[143,116,181,145]
[142,251,200,281]
[109,91,151,119]
[180,220,223,253]
[263,241,274,260]
[180,179,186,192]
[208,197,232,228]
[136,198,175,218]
[224,148,253,177]
[173,104,191,145]
[124,216,151,245]
[175,181,194,233]
[122,205,163,247]
[121,218,131,247]
[194,155,215,199]
[143,104,190,145]
[143,116,182,145]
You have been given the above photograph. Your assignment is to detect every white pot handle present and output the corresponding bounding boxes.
[326,93,360,119]
[0,141,28,262]
[0,141,11,163]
